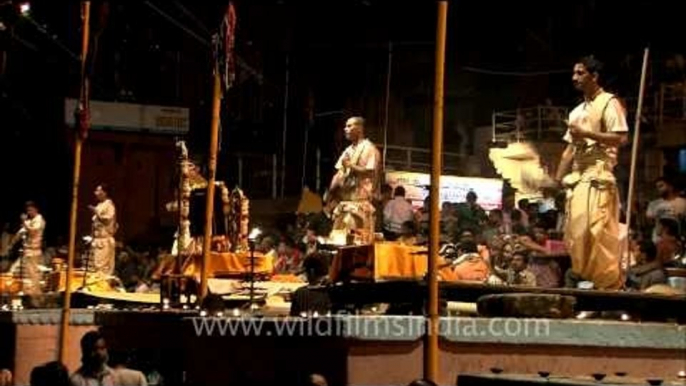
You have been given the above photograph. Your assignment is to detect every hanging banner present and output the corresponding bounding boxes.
[385,171,503,210]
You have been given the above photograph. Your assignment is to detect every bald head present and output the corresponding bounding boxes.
[344,117,365,143]
[309,374,328,386]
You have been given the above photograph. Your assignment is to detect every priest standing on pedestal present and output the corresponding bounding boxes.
[88,184,118,276]
[555,56,629,290]
[327,117,380,241]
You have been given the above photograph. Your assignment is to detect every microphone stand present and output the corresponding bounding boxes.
[18,233,26,296]
[248,239,256,312]
[80,237,93,290]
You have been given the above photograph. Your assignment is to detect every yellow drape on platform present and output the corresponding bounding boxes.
[373,242,428,280]
[183,251,274,277]
[329,242,429,281]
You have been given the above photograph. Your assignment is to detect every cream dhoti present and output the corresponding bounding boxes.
[564,162,621,289]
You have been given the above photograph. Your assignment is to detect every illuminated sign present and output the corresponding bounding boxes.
[64,99,189,135]
[385,171,503,210]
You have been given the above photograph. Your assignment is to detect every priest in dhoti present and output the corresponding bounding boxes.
[330,117,379,202]
[555,56,629,290]
[327,117,380,242]
[10,201,46,293]
[88,184,117,276]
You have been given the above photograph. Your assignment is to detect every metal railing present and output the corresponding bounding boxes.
[380,144,468,174]
[659,83,686,127]
[492,105,569,143]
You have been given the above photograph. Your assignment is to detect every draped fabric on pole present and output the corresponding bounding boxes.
[216,2,237,93]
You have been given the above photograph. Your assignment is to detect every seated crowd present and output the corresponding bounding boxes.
[284,176,685,291]
[1,177,684,294]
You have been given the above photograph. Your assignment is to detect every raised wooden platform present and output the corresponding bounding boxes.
[34,279,686,322]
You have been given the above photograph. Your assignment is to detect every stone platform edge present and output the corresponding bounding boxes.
[2,311,684,350]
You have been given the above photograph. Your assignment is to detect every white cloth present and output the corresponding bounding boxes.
[538,197,556,213]
[92,199,117,238]
[70,366,116,386]
[70,366,148,386]
[383,197,415,234]
[112,368,148,386]
[647,197,686,243]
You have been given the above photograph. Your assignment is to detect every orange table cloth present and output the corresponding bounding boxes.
[373,242,428,280]
[182,251,273,278]
[329,242,429,282]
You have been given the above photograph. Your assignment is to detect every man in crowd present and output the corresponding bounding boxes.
[70,331,116,386]
[490,250,537,286]
[482,209,506,246]
[71,331,148,386]
[398,220,418,246]
[451,240,490,282]
[626,241,666,290]
[383,186,415,241]
[290,254,331,316]
[457,191,487,235]
[646,176,686,244]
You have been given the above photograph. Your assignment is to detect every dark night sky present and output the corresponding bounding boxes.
[0,0,683,238]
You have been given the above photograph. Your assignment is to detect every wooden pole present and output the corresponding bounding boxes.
[316,147,321,193]
[382,41,392,171]
[59,0,90,363]
[200,70,222,299]
[425,1,448,383]
[280,54,289,197]
[624,48,649,276]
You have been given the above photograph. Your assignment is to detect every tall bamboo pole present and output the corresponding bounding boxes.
[59,0,90,363]
[624,48,649,276]
[200,71,222,299]
[382,41,392,171]
[280,54,289,197]
[425,1,448,383]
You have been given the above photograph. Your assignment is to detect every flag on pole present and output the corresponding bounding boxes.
[75,1,92,140]
[214,2,237,94]
[75,98,90,140]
